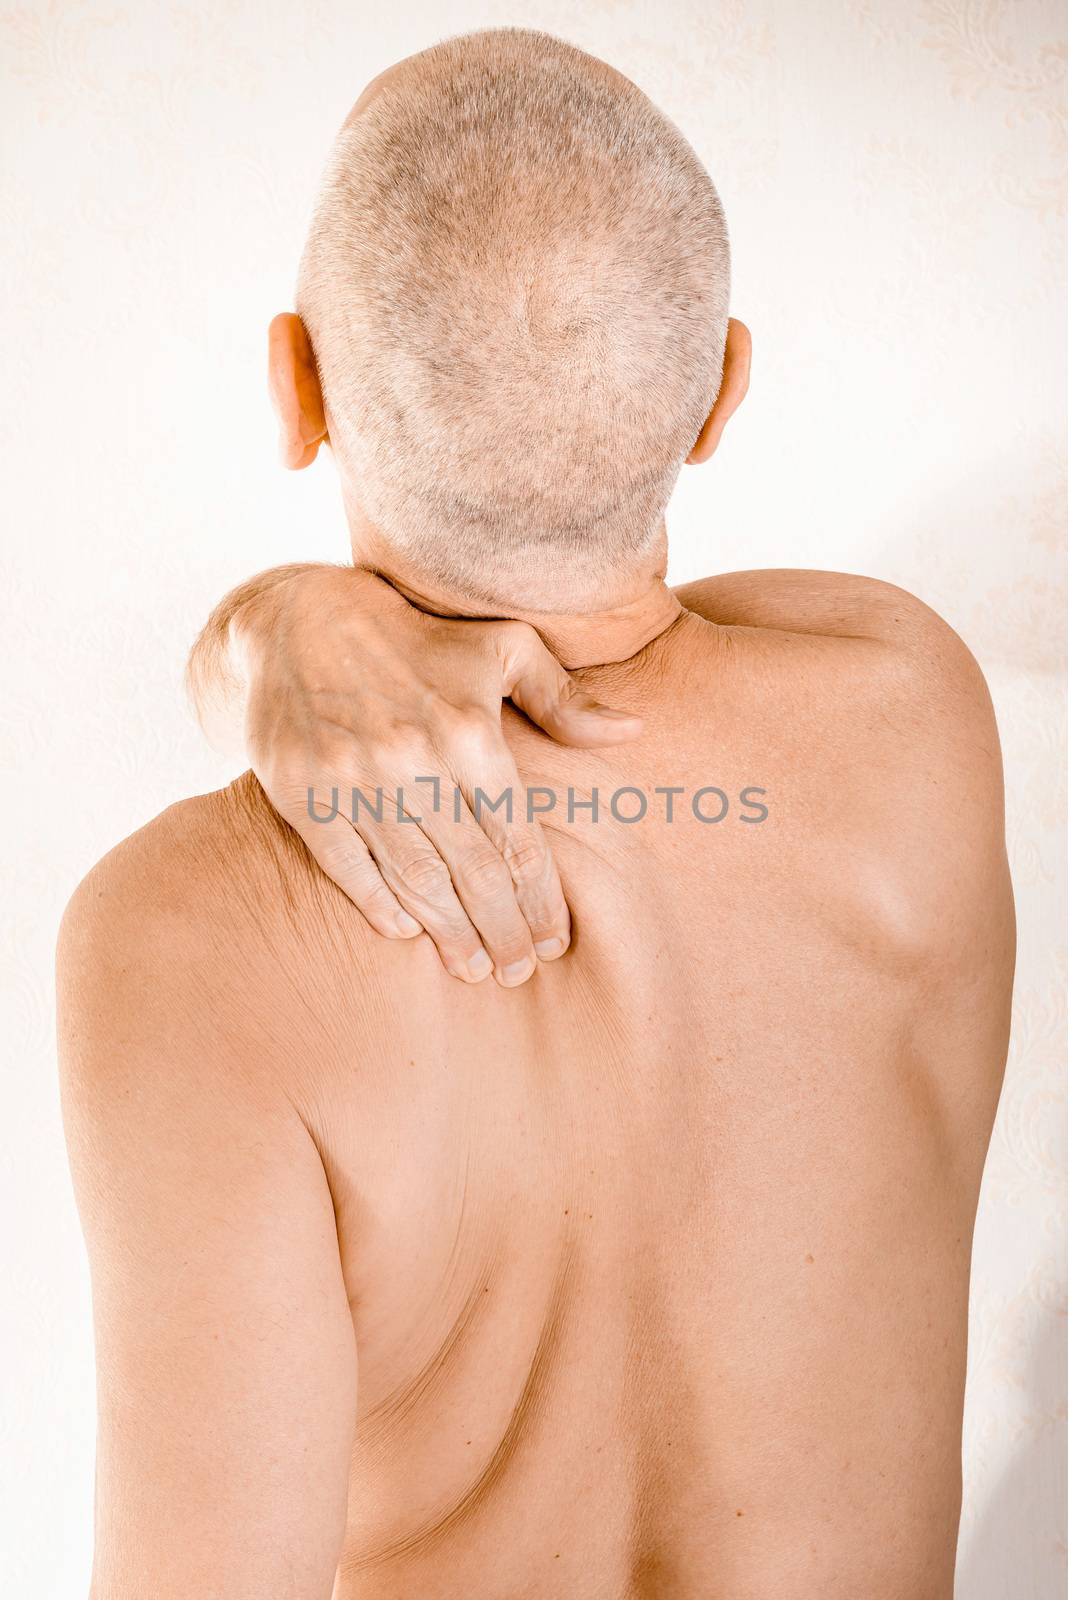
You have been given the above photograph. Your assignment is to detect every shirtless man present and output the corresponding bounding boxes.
[57,28,1014,1600]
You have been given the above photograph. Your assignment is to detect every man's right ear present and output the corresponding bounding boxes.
[267,312,328,469]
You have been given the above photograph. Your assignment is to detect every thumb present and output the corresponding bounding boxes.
[502,626,644,747]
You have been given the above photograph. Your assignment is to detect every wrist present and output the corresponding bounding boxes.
[228,563,366,664]
[234,564,425,701]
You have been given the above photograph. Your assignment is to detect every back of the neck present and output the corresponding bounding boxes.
[507,581,683,668]
[380,571,681,669]
[353,517,683,668]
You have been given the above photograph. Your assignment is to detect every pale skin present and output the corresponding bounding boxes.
[60,559,1014,1598]
[57,56,1015,1600]
[217,48,750,991]
[191,315,748,988]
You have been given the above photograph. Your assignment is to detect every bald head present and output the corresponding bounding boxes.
[296,28,731,611]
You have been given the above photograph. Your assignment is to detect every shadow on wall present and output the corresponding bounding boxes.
[955,1314,1068,1598]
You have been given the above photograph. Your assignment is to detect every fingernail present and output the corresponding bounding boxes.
[467,950,493,981]
[498,957,536,987]
[534,938,565,961]
[394,910,422,936]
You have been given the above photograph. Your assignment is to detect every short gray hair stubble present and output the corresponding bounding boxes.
[297,27,730,609]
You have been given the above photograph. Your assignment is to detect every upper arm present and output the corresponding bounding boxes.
[57,826,357,1600]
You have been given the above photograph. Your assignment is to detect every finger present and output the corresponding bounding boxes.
[284,803,423,941]
[451,748,570,963]
[414,787,539,987]
[355,804,495,985]
[496,622,644,746]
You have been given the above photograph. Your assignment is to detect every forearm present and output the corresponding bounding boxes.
[186,561,353,752]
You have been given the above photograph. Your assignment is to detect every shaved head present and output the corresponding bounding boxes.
[297,27,730,611]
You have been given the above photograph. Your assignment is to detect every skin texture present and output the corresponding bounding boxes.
[295,31,731,616]
[191,44,749,985]
[58,568,1014,1599]
[197,314,748,985]
[60,44,1010,1598]
[188,562,647,985]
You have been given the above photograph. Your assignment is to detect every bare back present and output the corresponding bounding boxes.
[59,578,1013,1600]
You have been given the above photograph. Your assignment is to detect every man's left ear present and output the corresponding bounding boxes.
[686,318,752,466]
[267,312,328,470]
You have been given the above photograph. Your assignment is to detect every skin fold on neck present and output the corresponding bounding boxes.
[350,509,685,670]
[270,310,752,668]
[384,571,685,670]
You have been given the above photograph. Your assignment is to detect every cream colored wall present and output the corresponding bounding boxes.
[2,1,1065,1593]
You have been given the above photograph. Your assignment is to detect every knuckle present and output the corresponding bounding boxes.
[362,732,423,775]
[420,904,475,943]
[457,849,513,898]
[354,876,397,914]
[501,833,548,883]
[488,917,533,953]
[495,618,539,660]
[320,841,371,880]
[395,851,453,902]
[307,733,356,779]
[439,705,499,760]
[428,922,477,951]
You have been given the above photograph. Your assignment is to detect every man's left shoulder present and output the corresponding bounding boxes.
[61,776,278,974]
[58,776,317,1094]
